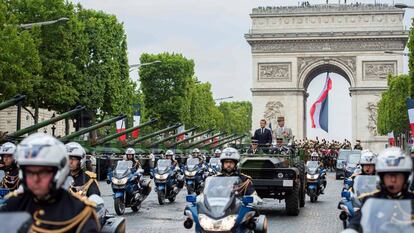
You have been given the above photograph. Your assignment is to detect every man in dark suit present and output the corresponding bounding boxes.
[253,119,273,146]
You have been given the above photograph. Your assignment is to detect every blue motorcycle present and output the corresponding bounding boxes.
[184,158,206,195]
[108,161,151,216]
[305,161,326,203]
[184,176,268,233]
[207,158,221,176]
[338,175,377,229]
[152,159,180,205]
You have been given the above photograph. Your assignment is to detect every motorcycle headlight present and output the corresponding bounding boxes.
[306,174,319,179]
[155,173,169,180]
[185,171,196,176]
[112,177,128,185]
[199,214,237,231]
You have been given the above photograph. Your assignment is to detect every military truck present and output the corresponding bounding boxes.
[239,146,306,216]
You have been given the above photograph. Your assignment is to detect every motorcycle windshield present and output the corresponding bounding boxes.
[200,176,240,219]
[114,161,132,178]
[353,175,377,197]
[209,158,221,167]
[306,161,319,175]
[156,159,171,174]
[187,158,199,172]
[360,199,414,233]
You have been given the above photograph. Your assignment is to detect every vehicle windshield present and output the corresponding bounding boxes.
[306,161,319,174]
[353,175,377,197]
[202,176,240,219]
[114,161,132,177]
[187,158,199,171]
[360,199,413,233]
[209,158,220,166]
[338,150,353,160]
[347,153,361,164]
[157,159,171,172]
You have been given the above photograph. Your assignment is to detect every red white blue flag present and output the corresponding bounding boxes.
[116,119,126,141]
[406,98,414,139]
[310,74,332,133]
[388,131,395,146]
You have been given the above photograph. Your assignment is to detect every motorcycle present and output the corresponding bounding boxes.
[89,194,126,233]
[0,171,9,206]
[184,176,268,233]
[184,158,206,195]
[305,161,326,203]
[338,175,377,229]
[341,198,414,233]
[207,158,221,176]
[108,161,151,215]
[152,159,180,205]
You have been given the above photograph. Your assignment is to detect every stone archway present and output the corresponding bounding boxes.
[246,4,408,151]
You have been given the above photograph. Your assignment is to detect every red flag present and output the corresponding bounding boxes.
[388,131,395,146]
[116,119,126,141]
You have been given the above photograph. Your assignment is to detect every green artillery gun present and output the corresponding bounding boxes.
[209,134,246,150]
[167,129,214,149]
[0,94,26,111]
[1,105,85,143]
[185,132,226,149]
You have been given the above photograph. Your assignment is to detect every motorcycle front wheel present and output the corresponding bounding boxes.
[158,192,166,205]
[114,198,125,216]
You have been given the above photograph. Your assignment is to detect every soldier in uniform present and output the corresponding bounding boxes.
[0,133,100,233]
[353,140,363,150]
[0,142,20,191]
[347,147,414,232]
[66,142,100,197]
[272,137,290,155]
[217,147,256,196]
[273,116,292,145]
[246,139,262,154]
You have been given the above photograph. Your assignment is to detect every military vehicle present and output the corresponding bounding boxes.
[239,144,306,216]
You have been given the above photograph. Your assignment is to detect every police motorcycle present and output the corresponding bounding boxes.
[305,160,326,202]
[0,170,8,205]
[341,198,414,233]
[208,157,221,176]
[151,159,181,205]
[338,175,377,229]
[185,158,206,195]
[183,176,268,233]
[107,160,151,215]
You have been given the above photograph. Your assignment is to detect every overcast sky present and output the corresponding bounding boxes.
[71,0,413,140]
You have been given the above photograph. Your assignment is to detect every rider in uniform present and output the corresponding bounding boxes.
[346,147,414,232]
[217,147,256,196]
[66,142,100,197]
[0,142,20,191]
[0,133,100,233]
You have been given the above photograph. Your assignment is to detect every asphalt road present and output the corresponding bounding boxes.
[100,172,344,233]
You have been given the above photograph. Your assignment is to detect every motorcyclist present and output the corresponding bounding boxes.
[0,133,100,232]
[213,149,221,158]
[66,142,100,197]
[165,150,184,194]
[346,147,414,232]
[192,148,207,169]
[165,150,178,170]
[124,147,141,172]
[0,142,20,191]
[309,151,327,194]
[217,147,256,196]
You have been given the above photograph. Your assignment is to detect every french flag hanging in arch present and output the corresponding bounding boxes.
[310,73,332,133]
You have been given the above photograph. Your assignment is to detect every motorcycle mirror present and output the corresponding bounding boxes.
[186,195,197,203]
[242,196,254,205]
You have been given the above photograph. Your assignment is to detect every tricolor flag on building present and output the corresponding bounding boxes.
[388,131,395,146]
[406,98,414,139]
[116,119,126,141]
[310,74,332,133]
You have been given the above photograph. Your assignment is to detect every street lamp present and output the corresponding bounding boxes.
[384,50,410,56]
[129,60,161,72]
[19,17,69,29]
[395,3,414,9]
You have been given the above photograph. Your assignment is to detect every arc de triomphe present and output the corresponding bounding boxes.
[245,4,409,151]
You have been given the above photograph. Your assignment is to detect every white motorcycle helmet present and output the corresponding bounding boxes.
[65,142,86,168]
[220,147,241,164]
[0,142,17,155]
[192,148,200,155]
[165,149,175,160]
[214,149,221,155]
[359,150,377,165]
[124,147,136,160]
[311,152,319,160]
[15,133,69,191]
[376,147,412,189]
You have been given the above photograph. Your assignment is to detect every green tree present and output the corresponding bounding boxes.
[377,74,410,135]
[218,101,252,134]
[139,53,195,128]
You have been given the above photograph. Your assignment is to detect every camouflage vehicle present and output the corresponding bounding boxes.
[239,145,306,216]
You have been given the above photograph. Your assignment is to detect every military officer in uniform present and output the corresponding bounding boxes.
[273,116,292,145]
[246,139,262,154]
[0,133,100,233]
[66,142,101,197]
[353,140,363,150]
[272,137,290,155]
[0,142,20,191]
